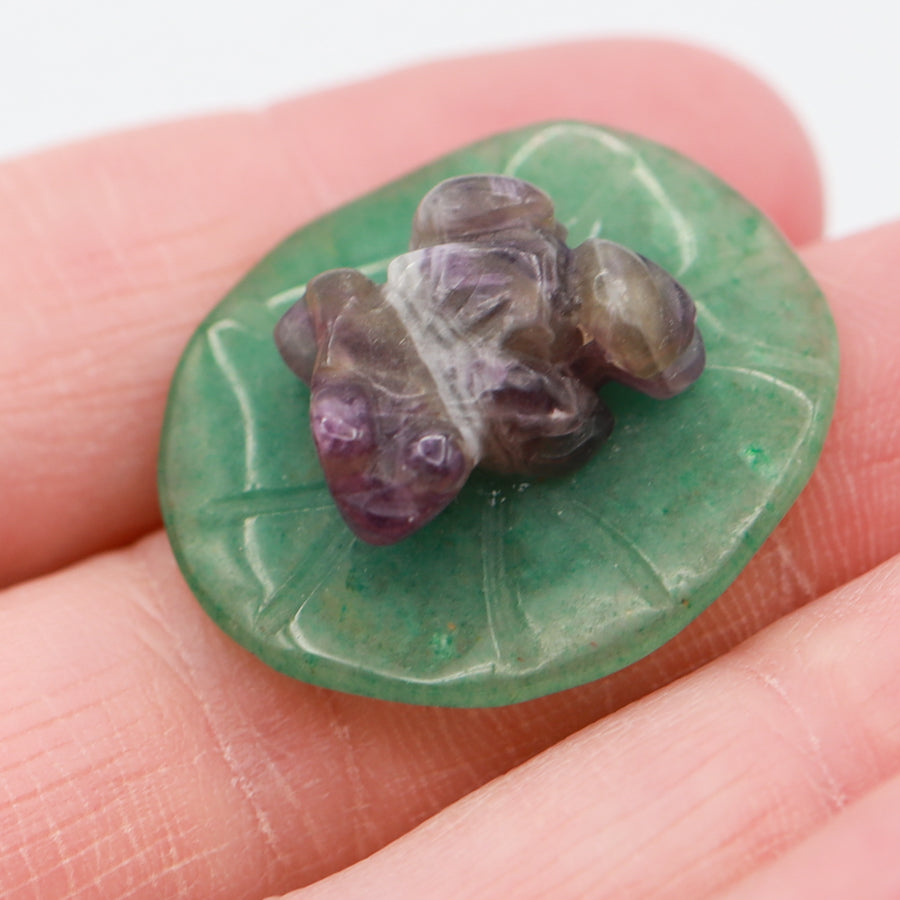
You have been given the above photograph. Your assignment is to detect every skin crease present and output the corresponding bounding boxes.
[716,772,900,900]
[0,38,898,900]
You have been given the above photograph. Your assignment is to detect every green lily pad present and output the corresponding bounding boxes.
[158,122,838,706]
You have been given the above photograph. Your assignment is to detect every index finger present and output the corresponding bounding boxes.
[0,39,822,586]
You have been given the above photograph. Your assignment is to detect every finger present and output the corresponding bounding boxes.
[719,773,900,900]
[285,551,900,900]
[1,534,608,899]
[0,39,822,585]
[3,221,900,900]
[8,540,900,900]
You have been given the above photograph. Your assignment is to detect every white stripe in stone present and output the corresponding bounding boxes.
[384,253,484,459]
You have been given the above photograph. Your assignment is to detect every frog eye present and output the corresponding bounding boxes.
[406,432,467,487]
[310,386,375,458]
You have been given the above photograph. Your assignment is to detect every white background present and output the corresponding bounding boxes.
[2,1,896,237]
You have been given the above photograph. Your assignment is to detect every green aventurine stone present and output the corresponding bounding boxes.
[158,122,838,707]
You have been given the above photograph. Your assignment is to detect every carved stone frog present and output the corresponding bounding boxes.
[275,175,705,544]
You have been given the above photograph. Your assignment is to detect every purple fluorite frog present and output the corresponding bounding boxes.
[275,175,705,544]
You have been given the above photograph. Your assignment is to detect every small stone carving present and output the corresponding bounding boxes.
[275,175,704,544]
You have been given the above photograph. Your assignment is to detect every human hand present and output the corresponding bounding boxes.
[1,39,898,899]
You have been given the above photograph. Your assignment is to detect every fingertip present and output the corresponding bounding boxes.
[270,38,824,244]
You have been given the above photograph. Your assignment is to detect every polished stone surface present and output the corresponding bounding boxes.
[158,122,838,706]
[274,174,704,544]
